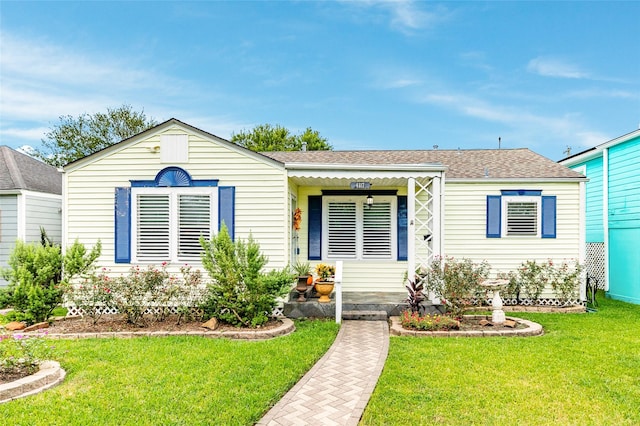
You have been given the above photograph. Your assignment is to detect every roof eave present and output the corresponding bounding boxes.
[284,162,448,172]
[447,177,588,183]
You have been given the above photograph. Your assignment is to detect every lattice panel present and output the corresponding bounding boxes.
[413,178,434,283]
[585,242,605,289]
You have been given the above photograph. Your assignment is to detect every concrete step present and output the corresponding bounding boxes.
[342,310,388,321]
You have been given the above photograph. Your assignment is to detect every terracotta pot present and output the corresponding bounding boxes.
[296,276,309,302]
[315,281,334,303]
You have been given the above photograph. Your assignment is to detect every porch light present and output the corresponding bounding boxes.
[366,194,374,207]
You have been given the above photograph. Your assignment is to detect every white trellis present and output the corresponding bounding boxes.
[408,176,441,290]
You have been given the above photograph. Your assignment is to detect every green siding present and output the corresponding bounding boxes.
[608,136,640,222]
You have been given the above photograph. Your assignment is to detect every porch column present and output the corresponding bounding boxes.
[432,176,441,259]
[407,178,416,282]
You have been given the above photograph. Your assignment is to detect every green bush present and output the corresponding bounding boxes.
[0,239,101,325]
[420,256,490,319]
[200,225,292,328]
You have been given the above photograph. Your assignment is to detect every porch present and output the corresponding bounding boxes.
[283,290,444,319]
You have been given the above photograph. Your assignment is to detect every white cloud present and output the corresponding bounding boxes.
[340,0,448,34]
[527,56,589,79]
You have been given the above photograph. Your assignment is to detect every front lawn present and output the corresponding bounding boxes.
[1,319,339,425]
[362,294,640,425]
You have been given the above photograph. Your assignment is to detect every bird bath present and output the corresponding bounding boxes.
[480,279,509,325]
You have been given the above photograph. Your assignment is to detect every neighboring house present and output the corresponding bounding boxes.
[63,119,586,304]
[0,146,62,286]
[560,129,640,304]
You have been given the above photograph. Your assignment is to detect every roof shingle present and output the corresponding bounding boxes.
[262,148,584,179]
[0,146,62,194]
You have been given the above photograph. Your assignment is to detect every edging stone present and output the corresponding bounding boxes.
[0,361,66,404]
[389,315,543,337]
[28,318,295,340]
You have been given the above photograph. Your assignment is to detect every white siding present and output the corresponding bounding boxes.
[0,195,18,286]
[24,194,62,244]
[444,181,581,297]
[64,124,288,278]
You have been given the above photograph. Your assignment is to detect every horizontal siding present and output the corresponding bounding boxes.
[608,136,640,223]
[0,195,18,286]
[312,260,407,292]
[444,182,581,281]
[24,195,62,244]
[65,126,288,278]
[582,157,604,242]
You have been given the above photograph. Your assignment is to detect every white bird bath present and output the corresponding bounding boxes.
[480,279,509,325]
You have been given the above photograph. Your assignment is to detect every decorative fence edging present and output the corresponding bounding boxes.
[0,361,66,404]
[389,315,543,337]
[27,318,295,341]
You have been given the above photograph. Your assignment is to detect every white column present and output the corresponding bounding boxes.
[603,148,609,291]
[579,179,587,301]
[335,260,343,324]
[432,176,441,259]
[407,178,416,282]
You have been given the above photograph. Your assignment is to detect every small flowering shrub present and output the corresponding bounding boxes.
[400,310,460,331]
[511,259,582,305]
[549,260,582,306]
[420,256,490,320]
[0,332,53,375]
[65,269,114,324]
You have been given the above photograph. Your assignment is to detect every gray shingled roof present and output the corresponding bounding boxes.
[0,146,62,194]
[262,148,584,179]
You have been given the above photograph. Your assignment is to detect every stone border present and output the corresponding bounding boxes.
[502,305,585,313]
[0,361,66,404]
[26,318,295,340]
[389,315,543,337]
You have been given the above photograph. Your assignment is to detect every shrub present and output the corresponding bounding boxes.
[200,225,289,328]
[400,310,460,331]
[549,260,582,306]
[0,239,101,325]
[0,331,53,375]
[420,256,490,319]
[64,268,114,325]
[517,260,552,304]
[404,276,425,313]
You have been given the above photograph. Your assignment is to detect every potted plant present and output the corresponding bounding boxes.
[314,263,336,303]
[293,261,311,302]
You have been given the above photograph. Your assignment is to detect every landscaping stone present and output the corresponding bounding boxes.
[4,322,26,331]
[201,318,219,330]
[23,322,49,332]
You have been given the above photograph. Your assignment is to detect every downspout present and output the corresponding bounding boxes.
[602,148,609,292]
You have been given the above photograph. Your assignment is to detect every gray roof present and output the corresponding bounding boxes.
[262,148,585,179]
[0,146,62,194]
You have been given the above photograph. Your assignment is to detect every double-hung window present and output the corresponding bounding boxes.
[131,187,217,263]
[323,196,396,260]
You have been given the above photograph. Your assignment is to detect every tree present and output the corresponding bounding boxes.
[230,124,333,152]
[34,105,157,167]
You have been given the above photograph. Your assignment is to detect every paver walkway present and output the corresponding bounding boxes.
[257,320,389,426]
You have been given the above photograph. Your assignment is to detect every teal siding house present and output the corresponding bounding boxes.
[560,129,640,304]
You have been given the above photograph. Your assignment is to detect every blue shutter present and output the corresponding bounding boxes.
[218,186,235,241]
[486,195,502,238]
[541,196,557,238]
[114,187,131,263]
[308,196,322,260]
[397,196,408,260]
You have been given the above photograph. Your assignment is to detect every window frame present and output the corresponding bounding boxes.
[321,195,397,261]
[130,186,218,263]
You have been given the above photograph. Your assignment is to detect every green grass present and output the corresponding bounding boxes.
[1,319,339,426]
[361,293,640,425]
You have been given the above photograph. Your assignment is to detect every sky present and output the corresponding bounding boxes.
[1,1,639,161]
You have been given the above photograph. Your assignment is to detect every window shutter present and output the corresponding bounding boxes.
[327,201,357,258]
[114,187,131,263]
[178,194,210,258]
[363,202,392,258]
[218,186,235,241]
[397,196,408,261]
[486,195,502,238]
[506,201,537,235]
[308,196,322,260]
[136,194,170,260]
[541,196,557,238]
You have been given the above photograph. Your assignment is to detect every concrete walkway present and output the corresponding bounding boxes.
[257,320,389,426]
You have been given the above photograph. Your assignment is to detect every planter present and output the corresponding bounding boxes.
[295,276,310,302]
[314,281,334,303]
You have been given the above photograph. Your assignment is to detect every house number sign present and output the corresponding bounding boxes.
[350,181,371,190]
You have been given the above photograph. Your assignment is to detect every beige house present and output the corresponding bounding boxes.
[63,119,586,303]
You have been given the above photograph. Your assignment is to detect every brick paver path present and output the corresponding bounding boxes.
[257,320,389,426]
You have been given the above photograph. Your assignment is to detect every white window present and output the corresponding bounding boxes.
[502,196,540,237]
[323,196,396,260]
[131,187,217,262]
